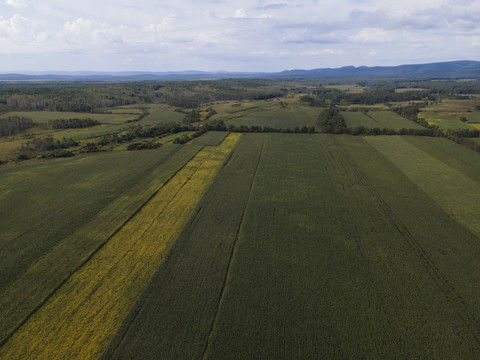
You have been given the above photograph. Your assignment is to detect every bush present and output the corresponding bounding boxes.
[39,149,75,159]
[127,141,162,150]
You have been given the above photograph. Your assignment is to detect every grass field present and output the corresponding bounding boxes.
[420,111,475,130]
[137,104,184,126]
[341,111,380,128]
[0,133,241,359]
[341,110,423,130]
[0,111,137,124]
[192,131,229,146]
[224,105,321,130]
[365,136,480,236]
[367,111,424,130]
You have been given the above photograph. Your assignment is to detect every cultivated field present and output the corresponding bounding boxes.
[341,111,379,128]
[0,133,241,359]
[224,105,321,130]
[2,129,480,358]
[341,110,423,130]
[367,111,424,130]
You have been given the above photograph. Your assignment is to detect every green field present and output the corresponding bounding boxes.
[2,131,480,358]
[341,111,380,128]
[102,133,265,359]
[367,111,424,130]
[420,111,476,130]
[137,104,185,126]
[224,106,321,130]
[341,111,424,130]
[0,143,202,345]
[192,131,229,146]
[0,111,137,124]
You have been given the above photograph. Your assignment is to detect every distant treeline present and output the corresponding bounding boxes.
[1,78,480,114]
[300,89,433,106]
[48,118,100,129]
[0,79,286,113]
[0,116,34,136]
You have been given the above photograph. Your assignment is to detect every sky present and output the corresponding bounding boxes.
[0,0,479,72]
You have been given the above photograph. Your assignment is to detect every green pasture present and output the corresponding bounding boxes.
[224,105,321,130]
[341,111,379,128]
[367,111,424,130]
[138,104,184,126]
[420,111,476,130]
[0,111,136,124]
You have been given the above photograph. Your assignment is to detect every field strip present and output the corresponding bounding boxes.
[100,133,265,360]
[402,136,480,183]
[0,133,241,360]
[365,136,480,236]
[0,145,200,346]
[338,136,480,347]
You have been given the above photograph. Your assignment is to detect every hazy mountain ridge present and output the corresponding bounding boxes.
[1,60,479,81]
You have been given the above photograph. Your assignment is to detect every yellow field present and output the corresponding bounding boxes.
[470,123,480,130]
[0,133,241,360]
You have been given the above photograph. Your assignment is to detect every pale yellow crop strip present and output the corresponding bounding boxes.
[0,133,241,360]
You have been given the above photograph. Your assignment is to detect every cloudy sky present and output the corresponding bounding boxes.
[0,0,479,72]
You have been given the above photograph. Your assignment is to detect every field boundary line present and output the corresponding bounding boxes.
[0,145,203,349]
[201,133,267,360]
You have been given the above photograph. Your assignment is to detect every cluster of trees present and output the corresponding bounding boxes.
[24,136,78,152]
[0,116,34,136]
[127,141,162,150]
[317,105,346,133]
[182,109,201,125]
[48,118,100,129]
[17,136,78,160]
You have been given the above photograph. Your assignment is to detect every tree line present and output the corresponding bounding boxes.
[0,116,34,136]
[48,118,101,129]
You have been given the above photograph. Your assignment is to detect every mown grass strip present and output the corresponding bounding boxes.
[0,133,241,360]
[365,136,480,236]
[0,144,200,346]
[403,136,480,183]
[101,133,265,360]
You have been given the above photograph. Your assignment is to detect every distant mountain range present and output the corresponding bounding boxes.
[1,60,479,81]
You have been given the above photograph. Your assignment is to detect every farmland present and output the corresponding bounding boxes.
[2,79,480,359]
[224,105,321,130]
[0,133,241,359]
[341,110,424,131]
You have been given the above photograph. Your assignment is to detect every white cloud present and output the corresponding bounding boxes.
[0,14,45,44]
[233,9,248,18]
[0,0,478,71]
[349,28,395,43]
[5,0,26,8]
